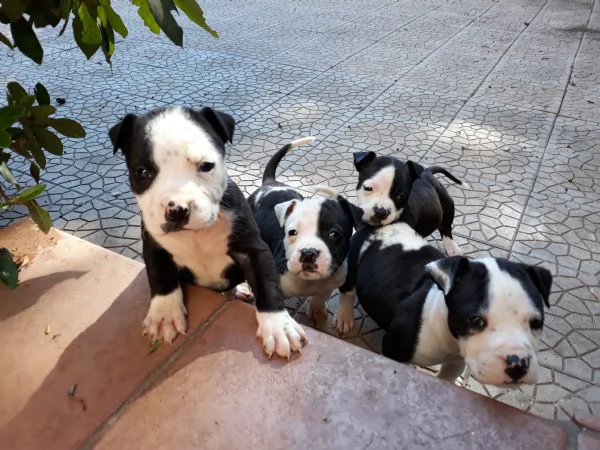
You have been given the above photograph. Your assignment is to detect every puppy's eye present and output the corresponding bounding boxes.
[136,167,154,179]
[198,162,215,173]
[467,315,486,330]
[288,229,297,237]
[329,230,341,239]
[363,185,373,192]
[529,318,543,330]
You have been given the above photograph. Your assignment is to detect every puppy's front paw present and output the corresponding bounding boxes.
[443,237,462,256]
[142,290,187,343]
[334,291,355,335]
[227,283,255,303]
[256,310,308,359]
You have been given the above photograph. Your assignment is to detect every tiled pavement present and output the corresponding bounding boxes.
[1,0,599,421]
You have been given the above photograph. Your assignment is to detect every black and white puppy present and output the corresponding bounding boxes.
[352,151,468,256]
[109,106,307,359]
[248,138,356,322]
[342,220,552,386]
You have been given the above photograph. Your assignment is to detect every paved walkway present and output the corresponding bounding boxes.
[1,0,599,421]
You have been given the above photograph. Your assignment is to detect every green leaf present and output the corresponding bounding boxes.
[173,0,218,38]
[133,0,161,34]
[30,105,57,119]
[30,4,62,28]
[72,14,101,59]
[147,0,183,47]
[0,162,19,188]
[0,130,11,147]
[18,95,36,108]
[49,118,86,138]
[34,83,51,106]
[76,3,102,45]
[0,0,30,22]
[23,128,46,169]
[0,31,13,49]
[7,82,27,103]
[0,105,24,129]
[0,248,19,289]
[10,17,44,65]
[25,200,52,233]
[148,338,164,353]
[99,23,115,63]
[33,128,63,155]
[102,2,128,37]
[16,183,46,202]
[29,162,40,183]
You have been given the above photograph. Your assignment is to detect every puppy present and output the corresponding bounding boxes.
[248,138,356,322]
[340,220,552,386]
[353,151,468,256]
[109,106,307,359]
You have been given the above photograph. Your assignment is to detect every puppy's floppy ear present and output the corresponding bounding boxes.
[274,200,297,227]
[425,256,469,295]
[523,264,553,308]
[198,107,235,144]
[353,151,376,170]
[109,114,137,156]
[406,160,424,180]
[337,195,364,229]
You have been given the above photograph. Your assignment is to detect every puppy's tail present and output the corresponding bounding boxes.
[262,136,316,183]
[427,166,470,189]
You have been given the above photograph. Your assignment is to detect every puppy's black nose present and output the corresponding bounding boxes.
[299,248,320,264]
[165,203,190,224]
[373,206,390,220]
[505,354,530,381]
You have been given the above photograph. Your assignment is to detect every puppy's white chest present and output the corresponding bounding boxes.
[154,213,235,290]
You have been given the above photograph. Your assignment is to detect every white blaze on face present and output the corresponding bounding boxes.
[136,108,228,236]
[459,258,543,386]
[275,198,332,280]
[356,166,402,226]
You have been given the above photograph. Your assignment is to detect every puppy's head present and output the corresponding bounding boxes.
[109,106,235,235]
[353,151,418,226]
[426,257,552,387]
[274,196,357,280]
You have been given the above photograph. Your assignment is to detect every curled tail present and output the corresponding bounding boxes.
[262,136,315,183]
[427,166,470,189]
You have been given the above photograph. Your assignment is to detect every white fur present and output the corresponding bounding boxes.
[154,211,235,290]
[280,262,347,298]
[256,310,307,359]
[458,258,542,386]
[137,108,228,237]
[443,236,462,256]
[254,186,296,209]
[334,289,356,335]
[278,198,334,280]
[290,136,315,148]
[142,289,187,343]
[360,222,427,258]
[412,287,461,367]
[356,165,402,225]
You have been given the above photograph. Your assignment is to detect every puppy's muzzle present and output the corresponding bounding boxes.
[373,206,390,221]
[504,354,530,382]
[164,201,190,228]
[299,248,320,271]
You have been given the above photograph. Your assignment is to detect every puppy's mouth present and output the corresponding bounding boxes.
[161,222,185,233]
[301,263,318,273]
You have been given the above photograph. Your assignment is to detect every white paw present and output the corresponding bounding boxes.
[227,283,254,302]
[443,237,462,256]
[142,290,187,343]
[306,297,327,322]
[333,290,355,335]
[255,310,308,359]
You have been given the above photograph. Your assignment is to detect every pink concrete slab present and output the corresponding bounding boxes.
[0,220,226,450]
[94,300,567,450]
